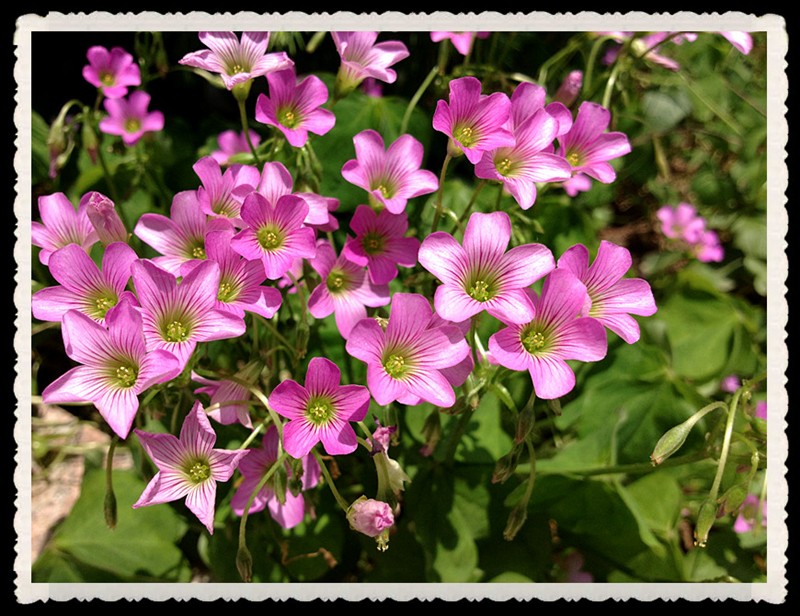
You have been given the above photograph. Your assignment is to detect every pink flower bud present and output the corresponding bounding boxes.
[553,70,583,107]
[347,496,394,538]
[82,191,128,245]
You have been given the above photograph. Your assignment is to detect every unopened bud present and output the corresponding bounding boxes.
[81,121,99,165]
[503,502,528,541]
[347,496,394,546]
[693,499,718,548]
[553,70,583,107]
[515,404,536,444]
[232,80,252,103]
[236,543,253,582]
[272,464,288,506]
[82,191,128,245]
[718,484,749,516]
[651,419,695,465]
[104,486,117,530]
[492,442,523,484]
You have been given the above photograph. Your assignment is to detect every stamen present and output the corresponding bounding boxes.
[468,280,493,302]
[125,118,141,134]
[384,354,408,379]
[114,364,138,388]
[186,460,211,483]
[521,329,546,353]
[257,226,283,251]
[165,320,189,343]
[192,246,206,259]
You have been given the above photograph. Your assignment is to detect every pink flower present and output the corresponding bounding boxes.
[41,297,180,439]
[558,550,594,583]
[720,374,741,393]
[556,101,631,184]
[99,91,164,146]
[193,156,260,225]
[429,31,489,56]
[255,67,336,147]
[562,173,593,197]
[432,76,515,164]
[656,202,705,244]
[178,32,293,91]
[331,31,409,98]
[134,190,232,277]
[32,241,139,325]
[342,205,420,285]
[720,31,753,55]
[693,229,725,263]
[733,494,767,534]
[31,192,99,266]
[474,82,573,210]
[231,426,321,529]
[83,191,128,246]
[191,361,263,428]
[131,258,247,372]
[488,268,608,400]
[133,401,248,534]
[82,45,141,99]
[557,241,657,344]
[347,496,394,538]
[268,356,371,458]
[307,239,390,339]
[346,292,471,408]
[230,191,317,280]
[602,32,685,71]
[755,400,767,421]
[418,210,555,325]
[341,129,439,215]
[210,129,262,165]
[181,226,282,321]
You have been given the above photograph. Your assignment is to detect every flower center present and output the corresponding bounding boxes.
[361,231,385,256]
[99,71,115,86]
[191,245,207,259]
[467,279,494,302]
[164,320,190,343]
[456,125,477,148]
[217,280,238,303]
[521,326,548,354]
[326,267,350,293]
[496,157,514,176]
[257,225,285,251]
[566,151,581,167]
[113,363,138,388]
[383,354,409,379]
[184,458,212,484]
[229,63,246,75]
[90,293,118,320]
[373,183,392,198]
[279,108,299,129]
[305,396,336,427]
[125,118,141,134]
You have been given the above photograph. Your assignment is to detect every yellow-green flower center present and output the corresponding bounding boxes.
[229,63,245,75]
[217,280,238,303]
[279,108,299,129]
[192,245,207,259]
[305,396,336,427]
[114,363,138,388]
[496,157,514,176]
[164,320,190,343]
[99,72,115,86]
[468,279,494,302]
[383,354,409,379]
[374,183,392,198]
[125,118,141,134]
[567,151,581,167]
[456,125,477,148]
[184,458,212,484]
[257,225,285,251]
[326,267,350,293]
[361,231,385,256]
[90,293,118,320]
[521,327,547,354]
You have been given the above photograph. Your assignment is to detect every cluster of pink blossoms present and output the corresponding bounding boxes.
[33,30,663,542]
[433,75,631,210]
[657,202,724,263]
[83,45,164,146]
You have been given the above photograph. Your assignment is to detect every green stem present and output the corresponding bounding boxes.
[94,135,121,205]
[313,450,350,512]
[104,436,118,528]
[709,390,742,501]
[583,35,615,97]
[601,60,622,111]
[450,179,486,234]
[238,421,266,450]
[401,66,439,135]
[538,451,710,478]
[536,34,585,86]
[431,153,453,233]
[238,97,261,167]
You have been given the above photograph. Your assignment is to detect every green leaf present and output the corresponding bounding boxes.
[31,110,51,186]
[622,471,683,537]
[37,466,190,582]
[642,90,693,132]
